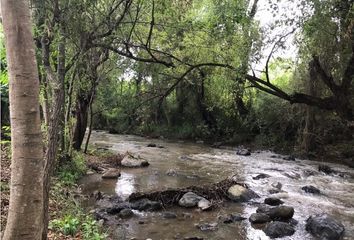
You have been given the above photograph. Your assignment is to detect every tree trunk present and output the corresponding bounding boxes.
[72,94,90,150]
[84,99,94,153]
[41,25,66,239]
[1,0,44,239]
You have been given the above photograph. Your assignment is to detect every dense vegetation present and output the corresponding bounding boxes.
[0,0,353,239]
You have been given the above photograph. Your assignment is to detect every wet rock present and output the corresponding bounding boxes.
[306,214,345,240]
[138,220,145,224]
[94,209,109,221]
[121,155,149,168]
[302,185,321,194]
[319,164,334,174]
[184,237,203,240]
[157,145,164,148]
[147,143,156,147]
[271,182,282,190]
[91,190,103,200]
[197,198,212,211]
[256,205,272,214]
[162,212,177,219]
[268,206,294,221]
[118,209,134,218]
[236,149,251,156]
[178,192,203,207]
[249,213,271,224]
[227,184,259,202]
[131,199,162,211]
[166,169,178,176]
[196,222,218,231]
[102,168,121,179]
[219,214,246,224]
[264,221,295,238]
[180,155,192,160]
[264,197,284,206]
[270,155,280,158]
[252,173,271,180]
[283,155,296,161]
[270,192,289,199]
[106,202,131,214]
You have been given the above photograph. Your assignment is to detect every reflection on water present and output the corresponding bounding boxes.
[79,131,354,240]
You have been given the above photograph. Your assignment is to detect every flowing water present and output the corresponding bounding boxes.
[80,131,354,240]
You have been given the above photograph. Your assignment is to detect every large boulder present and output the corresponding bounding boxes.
[121,155,149,168]
[178,192,203,207]
[249,213,271,224]
[252,173,270,180]
[306,214,345,240]
[101,168,121,179]
[264,221,295,238]
[227,185,259,202]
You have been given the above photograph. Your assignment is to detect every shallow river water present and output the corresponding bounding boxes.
[80,131,354,240]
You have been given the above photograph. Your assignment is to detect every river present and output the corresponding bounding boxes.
[80,131,354,240]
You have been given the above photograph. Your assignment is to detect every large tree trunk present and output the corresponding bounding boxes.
[1,0,44,239]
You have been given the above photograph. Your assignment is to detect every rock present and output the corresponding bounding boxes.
[306,214,345,240]
[184,237,203,240]
[196,222,218,231]
[182,212,193,219]
[131,199,162,211]
[121,155,149,168]
[197,198,212,211]
[227,184,259,202]
[319,164,334,174]
[157,145,164,148]
[271,182,282,190]
[302,185,321,194]
[270,192,289,199]
[252,173,271,180]
[256,205,272,214]
[196,140,204,144]
[264,197,284,206]
[147,143,156,147]
[106,202,131,214]
[249,213,271,224]
[101,168,121,179]
[91,190,103,200]
[118,209,134,218]
[178,192,203,207]
[86,170,95,175]
[270,155,280,158]
[162,212,177,219]
[264,221,295,238]
[166,169,178,176]
[219,214,246,224]
[268,206,294,221]
[283,155,296,161]
[236,149,251,156]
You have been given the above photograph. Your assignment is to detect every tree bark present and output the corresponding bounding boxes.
[72,94,90,150]
[41,25,66,239]
[1,0,44,239]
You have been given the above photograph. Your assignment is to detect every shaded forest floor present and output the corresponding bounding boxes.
[0,143,120,239]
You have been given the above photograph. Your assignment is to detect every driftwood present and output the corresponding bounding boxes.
[128,178,248,206]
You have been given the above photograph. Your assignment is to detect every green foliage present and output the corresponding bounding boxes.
[57,151,87,186]
[82,217,107,240]
[50,215,80,236]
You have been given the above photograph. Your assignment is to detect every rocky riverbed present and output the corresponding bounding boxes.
[79,131,354,240]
